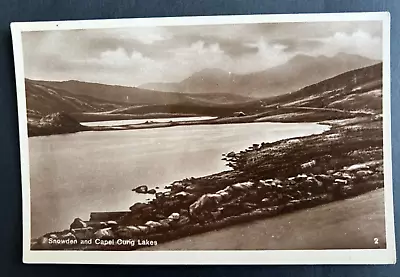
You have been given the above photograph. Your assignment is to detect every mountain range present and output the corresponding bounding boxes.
[25,52,381,122]
[121,62,383,118]
[26,60,383,136]
[139,53,378,97]
[26,79,253,118]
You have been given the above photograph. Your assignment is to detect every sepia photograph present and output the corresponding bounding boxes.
[11,12,395,264]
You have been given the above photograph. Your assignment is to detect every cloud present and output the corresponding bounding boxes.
[90,48,153,68]
[309,30,382,60]
[21,21,383,87]
[271,38,324,52]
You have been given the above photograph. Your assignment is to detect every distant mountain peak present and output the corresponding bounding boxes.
[136,53,380,96]
[190,68,231,78]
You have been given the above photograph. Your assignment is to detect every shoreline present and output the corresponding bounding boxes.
[27,105,367,137]
[30,114,385,250]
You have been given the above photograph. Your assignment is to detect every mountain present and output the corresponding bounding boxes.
[115,62,383,119]
[33,79,252,107]
[25,79,127,118]
[139,53,379,97]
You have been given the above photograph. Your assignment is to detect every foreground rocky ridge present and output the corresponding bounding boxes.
[31,115,384,250]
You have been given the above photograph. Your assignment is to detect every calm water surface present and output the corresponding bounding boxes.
[29,121,329,237]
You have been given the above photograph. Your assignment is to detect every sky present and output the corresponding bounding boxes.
[21,21,382,87]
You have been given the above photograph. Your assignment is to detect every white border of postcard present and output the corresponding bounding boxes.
[11,12,395,265]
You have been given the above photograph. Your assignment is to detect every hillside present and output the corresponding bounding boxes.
[140,53,379,97]
[259,62,383,112]
[26,78,253,123]
[32,79,253,106]
[25,79,129,118]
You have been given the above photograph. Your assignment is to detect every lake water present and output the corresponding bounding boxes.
[29,121,329,238]
[81,116,218,127]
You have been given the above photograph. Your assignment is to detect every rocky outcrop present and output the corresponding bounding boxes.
[133,185,148,193]
[70,218,87,229]
[28,112,89,137]
[132,185,157,194]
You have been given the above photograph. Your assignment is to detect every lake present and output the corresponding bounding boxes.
[29,121,329,238]
[81,116,218,127]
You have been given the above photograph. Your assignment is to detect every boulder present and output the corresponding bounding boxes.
[334,179,348,186]
[87,221,108,230]
[231,181,254,191]
[217,190,230,200]
[133,185,148,193]
[174,191,190,198]
[333,172,353,179]
[159,219,172,228]
[295,174,308,181]
[145,220,163,228]
[261,198,271,206]
[119,226,143,238]
[356,170,374,178]
[189,194,223,218]
[94,228,114,239]
[315,174,334,183]
[137,225,149,233]
[115,226,142,238]
[176,215,191,225]
[129,202,148,212]
[301,160,316,169]
[71,227,94,240]
[171,182,185,193]
[61,232,76,240]
[345,163,370,171]
[106,220,118,227]
[216,185,234,195]
[168,212,180,221]
[70,218,87,229]
[147,189,157,194]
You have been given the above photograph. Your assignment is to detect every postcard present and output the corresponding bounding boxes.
[11,12,395,264]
